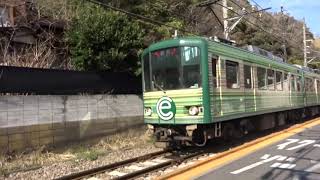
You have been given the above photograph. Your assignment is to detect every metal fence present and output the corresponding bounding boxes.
[0,66,142,94]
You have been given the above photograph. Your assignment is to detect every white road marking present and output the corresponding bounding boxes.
[270,162,282,168]
[276,139,316,150]
[277,139,300,150]
[230,155,286,175]
[286,157,296,162]
[271,162,296,169]
[260,154,271,160]
[278,163,296,169]
[276,156,287,161]
[313,144,320,147]
[305,162,320,172]
[292,162,320,180]
[311,160,318,164]
[286,140,316,150]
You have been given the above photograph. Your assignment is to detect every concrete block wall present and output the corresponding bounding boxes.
[0,95,143,152]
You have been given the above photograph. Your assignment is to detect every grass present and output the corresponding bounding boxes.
[0,147,50,176]
[0,126,154,176]
[71,146,102,161]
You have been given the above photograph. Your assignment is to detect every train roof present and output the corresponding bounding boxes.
[143,36,320,78]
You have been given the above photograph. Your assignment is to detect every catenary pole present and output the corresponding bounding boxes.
[222,0,229,39]
[303,18,307,67]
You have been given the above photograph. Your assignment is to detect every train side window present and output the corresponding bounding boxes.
[296,76,302,92]
[226,60,240,89]
[309,79,313,92]
[267,69,275,90]
[290,75,296,92]
[257,67,267,90]
[244,65,252,89]
[311,78,315,92]
[283,72,289,91]
[276,71,283,91]
[305,78,309,92]
[212,57,217,88]
[306,78,313,92]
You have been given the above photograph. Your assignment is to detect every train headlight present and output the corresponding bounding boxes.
[145,107,152,116]
[189,106,199,116]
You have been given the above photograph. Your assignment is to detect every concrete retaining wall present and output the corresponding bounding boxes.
[0,95,143,152]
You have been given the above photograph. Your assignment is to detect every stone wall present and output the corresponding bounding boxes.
[0,95,143,152]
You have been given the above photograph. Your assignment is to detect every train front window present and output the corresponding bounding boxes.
[143,46,201,92]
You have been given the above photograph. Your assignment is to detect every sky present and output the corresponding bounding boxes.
[252,0,320,37]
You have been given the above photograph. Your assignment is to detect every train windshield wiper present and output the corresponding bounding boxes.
[152,76,166,93]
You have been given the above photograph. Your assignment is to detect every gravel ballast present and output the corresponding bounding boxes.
[0,127,161,180]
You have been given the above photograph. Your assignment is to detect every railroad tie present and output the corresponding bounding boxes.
[126,165,145,171]
[108,170,127,177]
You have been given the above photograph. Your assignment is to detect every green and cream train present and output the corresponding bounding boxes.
[142,37,320,147]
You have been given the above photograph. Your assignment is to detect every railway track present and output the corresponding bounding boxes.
[55,148,209,180]
[56,118,317,180]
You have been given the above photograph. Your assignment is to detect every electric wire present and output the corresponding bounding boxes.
[87,0,309,54]
[86,0,197,35]
[147,0,215,29]
[228,0,269,28]
[250,0,277,20]
[223,0,301,45]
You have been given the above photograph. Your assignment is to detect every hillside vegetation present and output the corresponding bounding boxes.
[21,0,319,72]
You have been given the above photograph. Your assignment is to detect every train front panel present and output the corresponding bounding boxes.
[142,38,211,147]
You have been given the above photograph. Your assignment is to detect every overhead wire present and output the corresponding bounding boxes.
[223,0,301,45]
[147,0,218,29]
[228,0,270,29]
[250,0,277,20]
[215,2,281,40]
[243,0,320,62]
[246,0,305,45]
[86,0,304,49]
[85,0,198,35]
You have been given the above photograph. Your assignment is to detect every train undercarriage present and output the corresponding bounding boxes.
[148,106,320,148]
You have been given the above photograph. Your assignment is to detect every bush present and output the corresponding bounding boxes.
[66,4,145,73]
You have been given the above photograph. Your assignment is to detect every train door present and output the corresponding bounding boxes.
[316,79,320,104]
[223,59,245,115]
[243,63,254,112]
[289,74,297,107]
[210,54,221,118]
[283,72,290,107]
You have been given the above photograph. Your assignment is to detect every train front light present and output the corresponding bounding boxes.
[145,107,152,116]
[188,106,199,116]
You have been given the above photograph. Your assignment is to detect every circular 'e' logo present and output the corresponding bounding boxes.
[156,97,176,121]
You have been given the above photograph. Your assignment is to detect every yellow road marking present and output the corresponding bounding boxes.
[157,118,320,180]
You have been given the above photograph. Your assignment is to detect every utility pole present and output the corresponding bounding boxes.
[197,0,270,41]
[303,18,307,67]
[222,0,229,39]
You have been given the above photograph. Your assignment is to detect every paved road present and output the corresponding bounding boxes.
[197,125,320,180]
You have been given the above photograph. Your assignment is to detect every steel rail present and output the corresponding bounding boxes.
[113,150,205,180]
[158,117,320,179]
[54,149,170,180]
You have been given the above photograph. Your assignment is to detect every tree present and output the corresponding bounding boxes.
[66,3,144,73]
